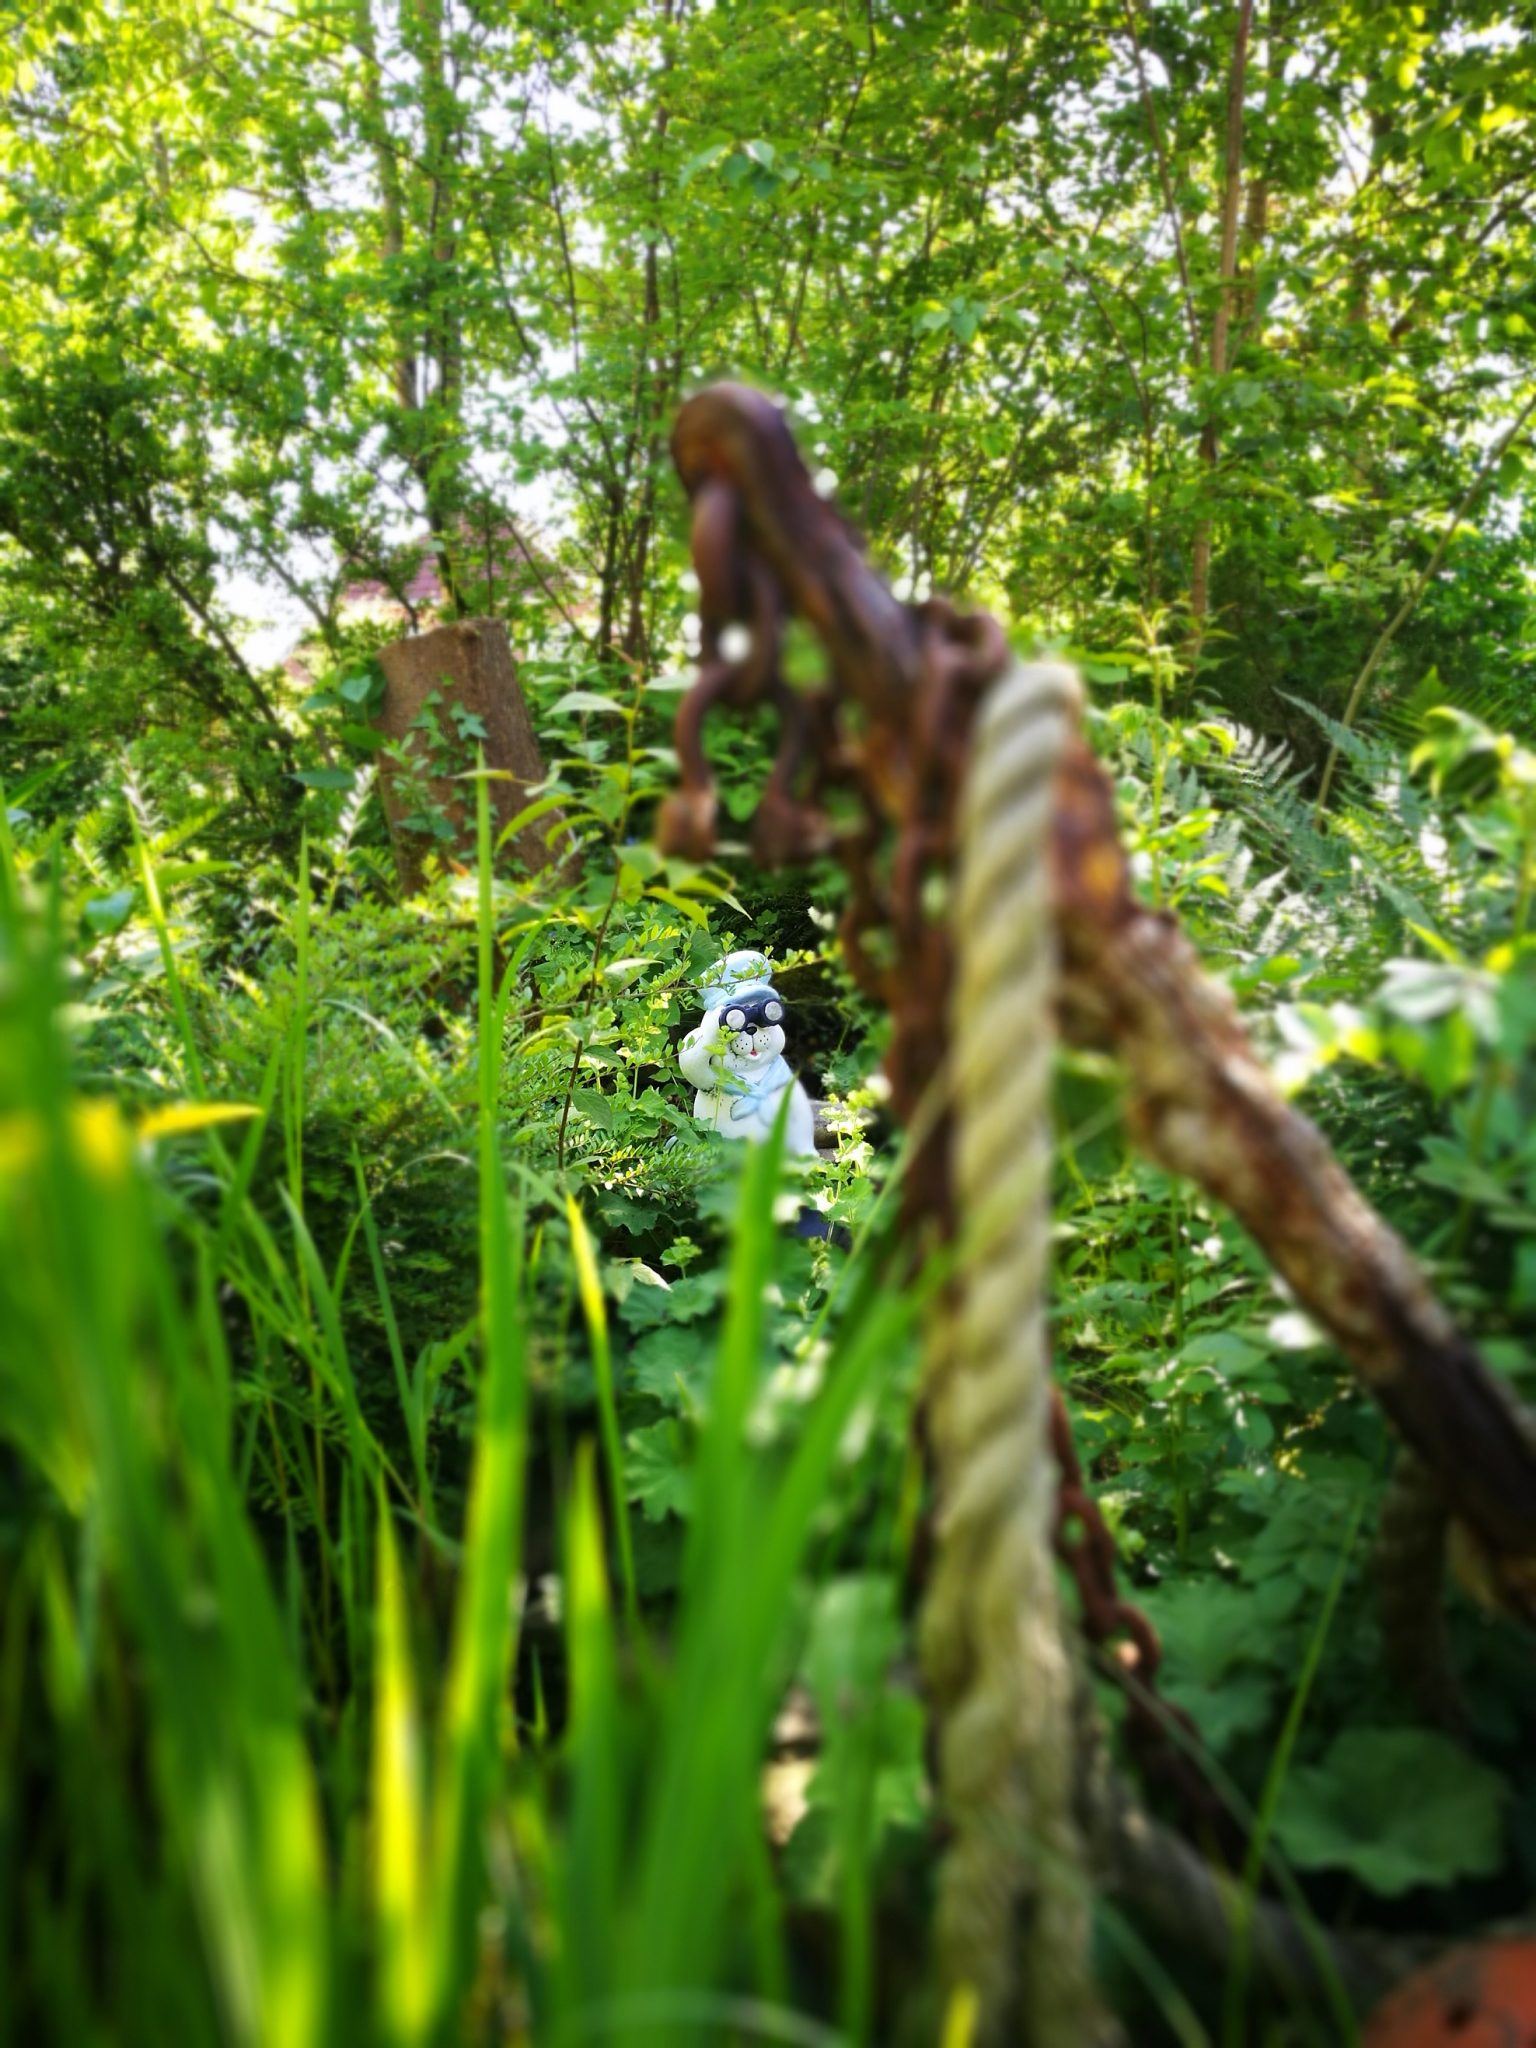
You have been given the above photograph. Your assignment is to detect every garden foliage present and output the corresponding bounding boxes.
[5,0,1536,2040]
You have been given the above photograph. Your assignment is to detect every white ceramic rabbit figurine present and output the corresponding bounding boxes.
[678,950,817,1157]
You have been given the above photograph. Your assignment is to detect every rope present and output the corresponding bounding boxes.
[920,659,1101,2047]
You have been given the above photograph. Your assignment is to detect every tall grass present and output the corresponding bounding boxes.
[0,785,923,2044]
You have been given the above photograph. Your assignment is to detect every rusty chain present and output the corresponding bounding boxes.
[662,384,1012,1230]
[1050,1395,1229,1831]
[656,382,1211,1815]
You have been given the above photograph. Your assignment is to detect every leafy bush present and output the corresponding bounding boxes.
[7,642,1536,2042]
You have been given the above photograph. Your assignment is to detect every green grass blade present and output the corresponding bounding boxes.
[372,1499,433,2047]
[353,1145,433,1520]
[429,760,528,2017]
[557,1443,624,2018]
[565,1192,637,1626]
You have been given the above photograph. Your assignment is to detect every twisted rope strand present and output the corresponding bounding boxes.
[920,660,1100,2047]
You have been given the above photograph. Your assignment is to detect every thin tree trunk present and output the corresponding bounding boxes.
[412,0,465,611]
[618,0,677,667]
[355,0,416,415]
[358,0,469,609]
[620,208,667,665]
[1187,0,1254,663]
[1234,172,1268,330]
[1120,0,1202,362]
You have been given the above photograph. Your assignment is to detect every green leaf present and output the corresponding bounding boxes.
[1276,1730,1505,1895]
[617,1268,720,1332]
[1161,1667,1274,1756]
[1136,1576,1277,1684]
[644,885,711,928]
[600,955,655,986]
[549,690,627,717]
[801,1575,901,1716]
[624,1419,695,1522]
[679,142,731,186]
[571,1086,614,1132]
[494,790,572,849]
[628,1324,710,1407]
[83,888,135,932]
[291,767,356,790]
[949,297,984,344]
[1180,1330,1264,1378]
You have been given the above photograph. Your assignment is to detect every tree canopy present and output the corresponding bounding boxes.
[7,0,1536,777]
[6,5,1536,2045]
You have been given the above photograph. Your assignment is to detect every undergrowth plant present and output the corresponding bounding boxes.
[1059,661,1536,1971]
[5,641,1536,2046]
[0,758,935,2046]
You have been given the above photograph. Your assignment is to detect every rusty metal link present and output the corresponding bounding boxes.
[660,384,1009,1227]
[657,381,1208,1816]
[1050,1393,1227,1831]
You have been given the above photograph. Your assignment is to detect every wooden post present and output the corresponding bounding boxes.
[373,618,559,894]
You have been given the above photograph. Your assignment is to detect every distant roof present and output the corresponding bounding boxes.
[280,527,573,686]
[339,529,559,616]
[341,553,446,610]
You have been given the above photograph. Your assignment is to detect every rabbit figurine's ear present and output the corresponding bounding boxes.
[723,948,771,982]
[699,949,773,1012]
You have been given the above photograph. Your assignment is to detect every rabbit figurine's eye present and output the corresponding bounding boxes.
[725,1007,747,1031]
[764,1000,783,1023]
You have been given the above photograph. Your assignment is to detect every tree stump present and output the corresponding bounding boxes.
[373,618,561,894]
